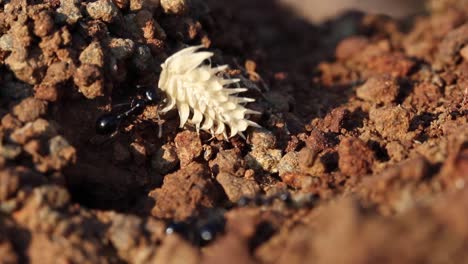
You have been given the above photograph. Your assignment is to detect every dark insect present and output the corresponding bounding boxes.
[95,87,160,135]
[164,192,319,247]
[165,209,226,246]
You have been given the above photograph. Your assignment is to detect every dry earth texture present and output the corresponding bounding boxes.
[1,0,468,263]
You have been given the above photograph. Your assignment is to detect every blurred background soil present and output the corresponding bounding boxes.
[282,0,425,22]
[1,0,468,263]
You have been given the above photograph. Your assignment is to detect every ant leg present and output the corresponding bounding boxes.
[155,111,164,138]
[89,129,120,145]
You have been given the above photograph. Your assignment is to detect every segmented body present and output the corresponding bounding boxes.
[158,45,260,139]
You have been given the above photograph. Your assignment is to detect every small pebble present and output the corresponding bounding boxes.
[79,41,105,67]
[0,144,22,160]
[56,0,83,24]
[108,38,135,60]
[356,74,400,104]
[132,45,153,71]
[151,143,179,174]
[248,128,277,150]
[86,0,120,23]
[160,0,187,14]
[12,97,47,123]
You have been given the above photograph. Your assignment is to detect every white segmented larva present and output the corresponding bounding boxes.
[158,45,261,139]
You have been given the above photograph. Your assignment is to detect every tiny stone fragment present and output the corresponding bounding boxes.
[174,131,202,168]
[209,149,245,177]
[0,34,13,51]
[73,64,104,99]
[56,0,83,24]
[436,23,468,66]
[160,0,187,15]
[150,162,219,220]
[151,143,179,174]
[154,235,200,264]
[33,11,55,37]
[12,97,47,123]
[79,41,105,67]
[369,106,411,141]
[108,38,135,60]
[130,0,160,11]
[10,119,57,144]
[86,0,120,23]
[245,148,282,174]
[338,137,375,177]
[335,36,370,60]
[216,172,260,202]
[278,151,299,177]
[386,141,407,162]
[132,45,153,71]
[130,142,147,165]
[248,128,277,150]
[0,144,22,160]
[356,75,400,104]
[322,107,350,133]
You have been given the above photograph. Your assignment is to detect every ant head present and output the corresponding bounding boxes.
[145,89,160,103]
[136,85,161,104]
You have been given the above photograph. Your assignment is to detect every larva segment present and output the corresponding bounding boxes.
[158,45,260,139]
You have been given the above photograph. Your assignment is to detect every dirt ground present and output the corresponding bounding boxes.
[1,0,468,263]
[281,0,425,22]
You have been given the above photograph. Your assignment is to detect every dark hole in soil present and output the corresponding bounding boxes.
[321,151,339,172]
[368,140,390,162]
[409,112,438,131]
[249,221,277,252]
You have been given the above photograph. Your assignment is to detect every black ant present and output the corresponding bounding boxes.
[95,87,161,135]
[164,192,319,246]
[165,209,226,246]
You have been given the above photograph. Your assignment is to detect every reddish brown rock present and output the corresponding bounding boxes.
[86,0,120,23]
[174,131,202,168]
[216,172,260,202]
[366,53,415,78]
[410,82,443,108]
[369,105,411,141]
[73,64,104,99]
[335,36,370,61]
[160,0,187,15]
[209,149,245,177]
[34,84,59,102]
[322,107,350,133]
[338,137,375,177]
[10,119,57,144]
[108,213,164,263]
[79,41,105,67]
[305,130,335,151]
[356,74,400,104]
[12,97,47,123]
[155,235,200,264]
[1,114,22,131]
[436,23,468,66]
[150,162,220,220]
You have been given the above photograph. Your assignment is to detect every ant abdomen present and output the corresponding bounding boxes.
[95,114,120,135]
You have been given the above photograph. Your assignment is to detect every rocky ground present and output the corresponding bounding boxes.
[1,0,468,263]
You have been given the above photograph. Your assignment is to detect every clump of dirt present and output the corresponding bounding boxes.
[1,0,468,262]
